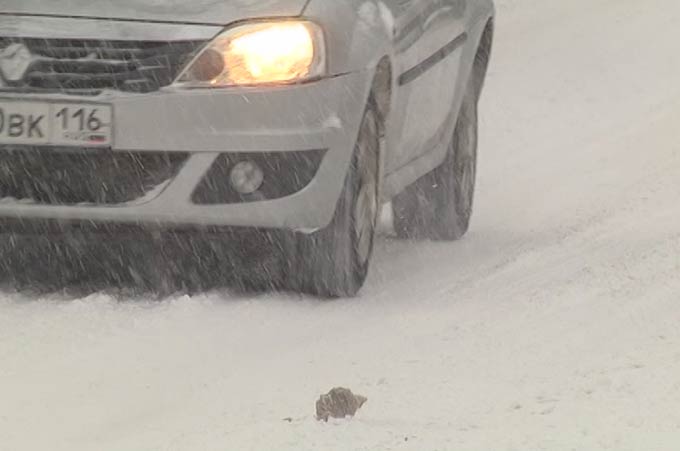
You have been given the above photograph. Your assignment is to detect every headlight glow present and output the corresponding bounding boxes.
[176,21,325,87]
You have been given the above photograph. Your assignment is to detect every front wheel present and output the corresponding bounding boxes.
[393,80,479,241]
[291,102,381,297]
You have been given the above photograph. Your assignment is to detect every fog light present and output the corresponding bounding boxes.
[230,160,264,194]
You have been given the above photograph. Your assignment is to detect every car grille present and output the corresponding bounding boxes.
[0,38,206,95]
[0,147,188,205]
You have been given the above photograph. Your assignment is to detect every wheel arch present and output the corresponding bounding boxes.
[472,18,494,98]
[369,56,393,136]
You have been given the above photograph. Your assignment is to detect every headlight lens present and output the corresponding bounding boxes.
[176,21,325,87]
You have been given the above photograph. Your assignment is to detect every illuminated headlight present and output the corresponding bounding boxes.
[175,21,326,87]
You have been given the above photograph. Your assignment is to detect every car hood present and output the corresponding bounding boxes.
[0,0,309,25]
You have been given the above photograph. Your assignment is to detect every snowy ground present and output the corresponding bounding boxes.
[3,0,680,449]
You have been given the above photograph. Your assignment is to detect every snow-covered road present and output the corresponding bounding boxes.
[3,0,680,449]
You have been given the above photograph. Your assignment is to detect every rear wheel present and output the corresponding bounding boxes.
[392,80,479,241]
[292,102,381,297]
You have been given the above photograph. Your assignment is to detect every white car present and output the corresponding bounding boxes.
[0,0,494,296]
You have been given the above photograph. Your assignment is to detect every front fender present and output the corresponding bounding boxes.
[303,0,394,76]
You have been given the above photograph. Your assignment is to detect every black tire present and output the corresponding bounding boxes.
[293,102,381,297]
[392,80,479,241]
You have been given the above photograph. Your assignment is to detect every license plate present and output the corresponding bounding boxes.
[0,100,112,147]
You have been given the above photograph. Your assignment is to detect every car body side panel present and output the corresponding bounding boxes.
[383,1,495,200]
[306,0,493,201]
[384,0,468,172]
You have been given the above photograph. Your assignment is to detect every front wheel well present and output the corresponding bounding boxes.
[473,19,494,97]
[370,57,392,135]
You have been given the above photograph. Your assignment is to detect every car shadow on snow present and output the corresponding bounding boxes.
[0,230,287,299]
[0,208,469,300]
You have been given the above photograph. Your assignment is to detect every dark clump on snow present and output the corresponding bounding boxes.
[316,387,367,422]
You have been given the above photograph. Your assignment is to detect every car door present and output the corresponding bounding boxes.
[384,0,468,173]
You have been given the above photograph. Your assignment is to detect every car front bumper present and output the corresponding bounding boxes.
[0,69,373,231]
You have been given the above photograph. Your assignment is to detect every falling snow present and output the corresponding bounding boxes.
[1,0,680,450]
